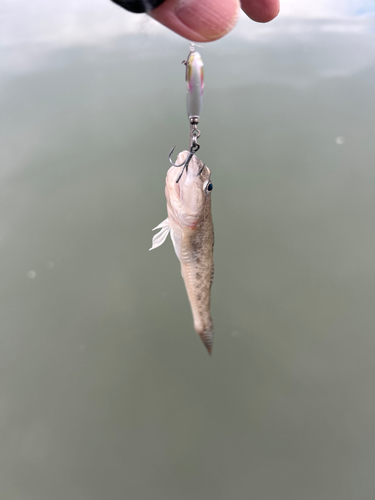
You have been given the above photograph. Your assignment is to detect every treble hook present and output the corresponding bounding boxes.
[169,143,200,183]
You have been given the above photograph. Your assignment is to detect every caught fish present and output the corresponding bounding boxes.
[150,151,214,354]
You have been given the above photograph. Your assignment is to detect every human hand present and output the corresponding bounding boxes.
[111,0,280,42]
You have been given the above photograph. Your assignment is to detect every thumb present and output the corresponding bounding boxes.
[150,0,240,42]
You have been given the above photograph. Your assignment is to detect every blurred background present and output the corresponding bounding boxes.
[1,1,375,499]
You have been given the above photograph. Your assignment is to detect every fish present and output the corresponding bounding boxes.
[150,151,214,354]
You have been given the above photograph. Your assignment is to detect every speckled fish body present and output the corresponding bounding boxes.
[150,151,214,354]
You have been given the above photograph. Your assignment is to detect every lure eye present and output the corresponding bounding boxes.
[203,180,213,194]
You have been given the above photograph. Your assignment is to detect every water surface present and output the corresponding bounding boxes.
[1,11,375,500]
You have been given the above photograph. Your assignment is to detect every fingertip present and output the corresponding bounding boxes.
[241,0,280,23]
[150,0,240,42]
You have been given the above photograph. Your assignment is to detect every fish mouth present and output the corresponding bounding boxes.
[169,151,204,187]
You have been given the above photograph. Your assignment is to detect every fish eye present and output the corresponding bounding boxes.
[203,180,213,194]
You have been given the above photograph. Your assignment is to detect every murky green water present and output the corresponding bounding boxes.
[1,16,375,500]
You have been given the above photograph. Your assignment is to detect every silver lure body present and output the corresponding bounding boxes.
[186,50,204,122]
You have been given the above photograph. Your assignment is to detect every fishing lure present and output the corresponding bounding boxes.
[169,45,205,183]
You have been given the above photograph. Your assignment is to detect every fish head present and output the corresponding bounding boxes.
[165,151,212,227]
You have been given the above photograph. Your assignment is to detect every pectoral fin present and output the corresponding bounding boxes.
[149,219,170,251]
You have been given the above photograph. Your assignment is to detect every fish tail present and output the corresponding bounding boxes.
[198,327,214,355]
